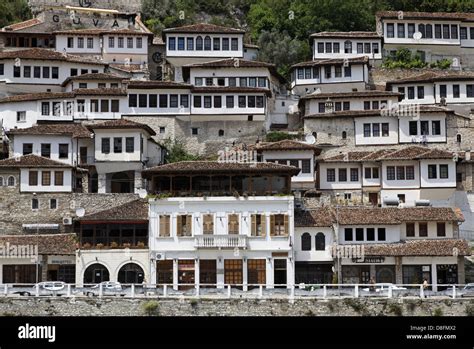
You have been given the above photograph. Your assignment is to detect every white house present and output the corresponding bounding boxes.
[143,161,300,289]
[290,56,369,96]
[62,73,126,91]
[376,11,474,68]
[311,31,382,61]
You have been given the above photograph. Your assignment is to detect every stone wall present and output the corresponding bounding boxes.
[0,297,473,316]
[28,0,143,14]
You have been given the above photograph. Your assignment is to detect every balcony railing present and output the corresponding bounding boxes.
[195,235,247,249]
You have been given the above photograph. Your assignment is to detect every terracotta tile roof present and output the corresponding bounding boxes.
[256,140,321,153]
[163,23,245,34]
[142,161,301,176]
[109,63,146,73]
[311,31,381,38]
[0,233,77,255]
[126,80,191,89]
[184,58,275,69]
[301,90,403,100]
[0,154,72,168]
[61,73,125,87]
[303,105,453,119]
[0,88,126,104]
[78,199,148,222]
[152,36,165,45]
[323,147,455,162]
[362,239,470,257]
[386,71,474,86]
[376,11,474,21]
[0,48,105,65]
[54,28,153,36]
[3,18,42,31]
[7,123,92,138]
[191,86,271,96]
[295,208,334,227]
[292,56,368,69]
[244,43,259,49]
[87,119,156,135]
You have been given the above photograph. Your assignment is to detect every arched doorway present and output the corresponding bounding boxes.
[83,263,110,284]
[110,171,134,193]
[118,263,145,284]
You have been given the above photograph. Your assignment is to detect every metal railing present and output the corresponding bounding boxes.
[194,235,248,248]
[0,283,471,299]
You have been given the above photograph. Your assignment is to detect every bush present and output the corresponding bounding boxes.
[265,131,297,142]
[163,139,202,163]
[388,303,403,316]
[382,49,452,70]
[142,300,160,316]
[465,304,474,316]
[433,307,443,317]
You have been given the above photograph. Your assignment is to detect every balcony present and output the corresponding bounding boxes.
[194,235,247,249]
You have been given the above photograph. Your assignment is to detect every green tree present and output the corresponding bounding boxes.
[163,139,202,163]
[0,0,31,28]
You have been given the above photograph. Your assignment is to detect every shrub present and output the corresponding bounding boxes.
[142,300,160,316]
[265,131,297,142]
[433,307,443,317]
[465,304,474,316]
[388,303,403,316]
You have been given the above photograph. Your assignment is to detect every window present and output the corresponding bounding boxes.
[129,94,137,108]
[440,84,447,98]
[191,127,199,135]
[204,96,212,108]
[159,215,170,237]
[407,23,415,38]
[16,111,26,122]
[168,37,176,50]
[319,103,325,113]
[344,66,351,77]
[177,215,192,236]
[437,222,446,237]
[364,42,371,53]
[324,66,331,79]
[373,42,379,54]
[343,102,350,110]
[177,37,185,50]
[327,168,335,182]
[42,171,51,186]
[78,37,84,48]
[434,24,442,38]
[180,95,189,108]
[407,86,415,99]
[406,166,415,180]
[397,23,405,38]
[428,164,437,179]
[99,99,109,113]
[377,228,386,241]
[202,214,214,234]
[364,167,372,179]
[471,27,474,40]
[187,37,194,50]
[31,198,39,210]
[344,40,352,53]
[315,233,325,251]
[338,168,347,182]
[213,95,222,108]
[226,96,234,108]
[364,101,371,110]
[101,138,110,154]
[356,228,364,241]
[432,120,441,135]
[467,85,474,98]
[67,37,74,48]
[113,138,122,153]
[301,233,311,251]
[23,65,31,78]
[48,198,57,210]
[41,143,51,158]
[79,83,87,89]
[0,64,3,75]
[409,121,418,136]
[387,23,394,38]
[159,94,168,108]
[193,96,202,108]
[443,24,450,39]
[301,159,311,174]
[382,123,389,137]
[250,214,266,237]
[170,94,178,108]
[420,120,429,135]
[204,36,211,50]
[13,66,21,77]
[159,127,165,134]
[231,38,238,50]
[238,96,246,108]
[256,96,264,108]
[58,144,69,159]
[247,96,256,108]
[325,42,332,53]
[221,37,229,50]
[333,42,340,53]
[270,214,288,236]
[125,137,134,153]
[440,164,449,179]
[196,36,203,50]
[87,37,94,49]
[387,166,395,180]
[108,37,115,48]
[34,66,41,78]
[396,166,405,180]
[52,67,58,79]
[350,168,358,182]
[357,43,363,53]
[417,86,424,99]
[335,66,342,78]
[137,94,146,108]
[344,228,353,241]
[406,223,415,237]
[213,37,220,50]
[218,129,224,137]
[7,176,15,187]
[363,123,371,137]
[54,171,64,186]
[41,102,50,116]
[29,171,38,186]
[228,214,239,234]
[366,228,375,241]
[90,99,99,113]
[453,84,460,98]
[419,223,428,237]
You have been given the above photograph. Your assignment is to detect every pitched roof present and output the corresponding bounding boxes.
[256,140,321,153]
[300,90,403,100]
[362,239,470,257]
[322,146,455,162]
[0,88,126,104]
[0,233,77,255]
[7,123,92,138]
[292,56,368,69]
[295,208,334,227]
[0,154,73,168]
[126,80,191,89]
[311,31,381,38]
[142,161,301,176]
[53,28,153,36]
[109,63,147,73]
[2,18,42,31]
[87,119,156,135]
[191,86,271,96]
[386,71,474,86]
[163,23,245,34]
[0,48,105,65]
[184,58,275,69]
[61,73,125,87]
[376,11,474,21]
[78,199,148,222]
